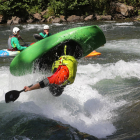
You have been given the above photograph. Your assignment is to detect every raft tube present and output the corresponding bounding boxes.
[10,25,106,76]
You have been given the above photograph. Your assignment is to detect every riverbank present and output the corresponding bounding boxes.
[2,14,140,25]
[1,1,140,25]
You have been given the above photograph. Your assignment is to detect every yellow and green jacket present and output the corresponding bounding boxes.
[52,55,78,86]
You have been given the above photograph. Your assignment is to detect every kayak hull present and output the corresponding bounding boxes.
[0,49,20,57]
[85,51,101,58]
[10,25,106,76]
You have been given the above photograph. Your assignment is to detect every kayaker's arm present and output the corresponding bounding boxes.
[24,78,49,92]
[24,83,40,91]
[39,32,51,38]
[39,32,47,38]
[12,37,27,51]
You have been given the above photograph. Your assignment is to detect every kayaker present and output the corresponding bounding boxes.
[33,25,51,41]
[24,49,77,96]
[8,27,27,51]
[40,25,51,38]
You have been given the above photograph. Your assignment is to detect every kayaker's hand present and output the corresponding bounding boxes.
[44,30,49,35]
[18,35,22,40]
[24,86,31,92]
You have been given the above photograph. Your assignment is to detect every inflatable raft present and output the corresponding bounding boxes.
[0,49,20,57]
[10,25,106,76]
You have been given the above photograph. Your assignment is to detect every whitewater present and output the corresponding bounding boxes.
[1,21,140,139]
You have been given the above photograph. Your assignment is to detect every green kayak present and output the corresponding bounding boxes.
[10,25,106,76]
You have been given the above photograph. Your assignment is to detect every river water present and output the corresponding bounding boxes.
[0,21,140,140]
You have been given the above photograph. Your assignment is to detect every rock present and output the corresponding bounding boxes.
[7,16,21,24]
[47,16,55,23]
[40,18,46,22]
[60,15,66,22]
[0,111,99,140]
[7,16,15,24]
[7,19,13,25]
[67,15,83,22]
[52,17,61,23]
[111,2,134,17]
[96,15,112,20]
[127,5,135,16]
[113,14,125,19]
[11,16,17,21]
[13,17,21,24]
[27,18,34,23]
[41,10,47,16]
[116,3,128,16]
[33,13,42,20]
[84,15,93,21]
[0,15,4,23]
[134,15,140,21]
[80,16,84,21]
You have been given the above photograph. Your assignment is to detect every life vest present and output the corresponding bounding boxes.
[8,35,18,50]
[52,55,78,86]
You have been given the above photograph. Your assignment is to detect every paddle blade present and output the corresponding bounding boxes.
[5,90,20,103]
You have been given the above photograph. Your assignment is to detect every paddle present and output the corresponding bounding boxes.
[5,85,32,103]
[20,37,28,46]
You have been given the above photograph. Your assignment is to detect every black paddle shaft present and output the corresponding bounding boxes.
[20,38,28,46]
[5,85,32,103]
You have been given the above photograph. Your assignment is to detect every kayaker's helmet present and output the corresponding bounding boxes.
[13,27,20,34]
[44,25,49,30]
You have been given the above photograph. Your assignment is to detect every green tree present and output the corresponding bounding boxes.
[0,0,49,19]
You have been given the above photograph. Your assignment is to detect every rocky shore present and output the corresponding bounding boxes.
[0,2,140,25]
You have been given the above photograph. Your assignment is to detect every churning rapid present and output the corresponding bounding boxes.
[1,21,140,140]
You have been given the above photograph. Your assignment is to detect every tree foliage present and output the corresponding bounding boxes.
[0,0,48,19]
[0,0,139,20]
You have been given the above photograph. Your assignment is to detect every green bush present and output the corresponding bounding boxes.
[0,0,49,19]
[0,0,139,21]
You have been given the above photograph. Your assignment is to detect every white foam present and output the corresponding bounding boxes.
[22,24,52,31]
[77,22,84,25]
[1,60,135,138]
[52,23,64,26]
[0,67,10,101]
[102,39,140,55]
[1,21,140,138]
[115,22,134,26]
[78,60,140,85]
[3,62,130,138]
[99,24,115,31]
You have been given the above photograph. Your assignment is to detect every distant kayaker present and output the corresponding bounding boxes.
[8,27,27,51]
[24,54,77,96]
[33,25,51,41]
